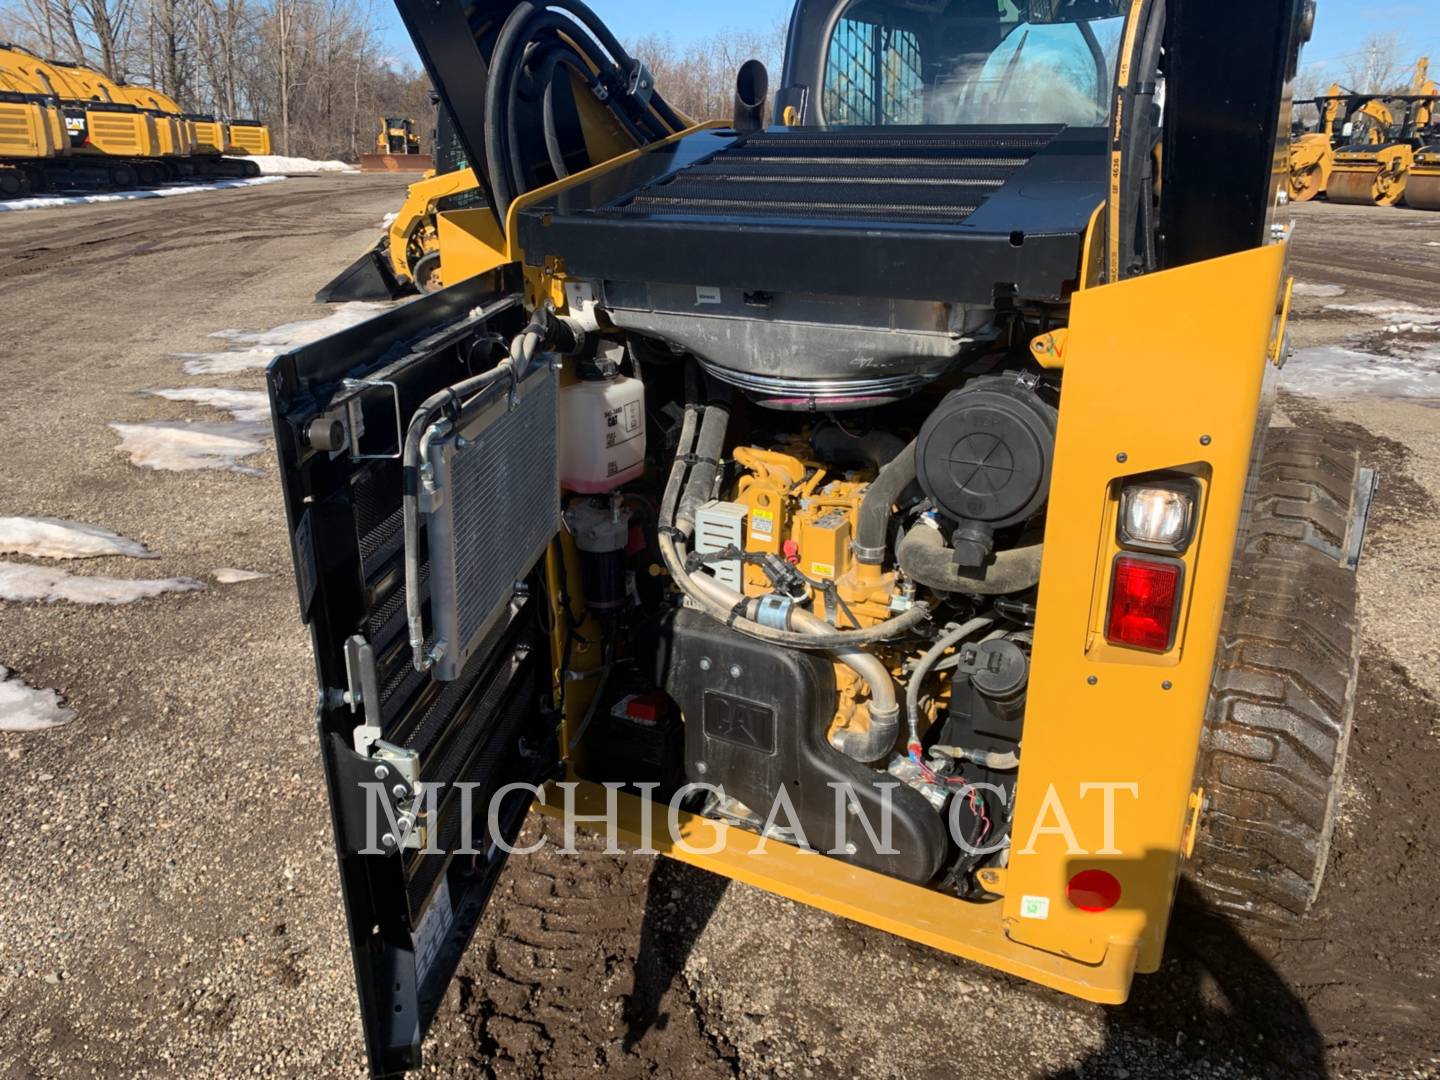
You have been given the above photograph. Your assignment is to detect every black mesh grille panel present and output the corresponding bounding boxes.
[603,128,1059,225]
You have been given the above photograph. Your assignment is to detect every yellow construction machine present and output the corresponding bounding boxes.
[268,2,1376,1075]
[1409,143,1440,209]
[0,57,67,195]
[1327,57,1438,206]
[0,41,267,194]
[361,116,434,173]
[1287,83,1344,201]
[323,56,663,300]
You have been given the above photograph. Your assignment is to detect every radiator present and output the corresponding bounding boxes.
[420,362,559,682]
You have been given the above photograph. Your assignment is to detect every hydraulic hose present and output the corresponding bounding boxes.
[484,0,685,224]
[905,618,994,758]
[853,439,918,565]
[897,525,1043,597]
[676,383,732,533]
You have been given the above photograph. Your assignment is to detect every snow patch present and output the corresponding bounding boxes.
[1325,300,1440,334]
[0,518,156,561]
[110,421,268,475]
[380,212,398,228]
[148,388,271,424]
[1291,282,1347,298]
[0,562,203,606]
[248,155,357,175]
[214,568,269,584]
[175,302,389,375]
[1285,344,1440,399]
[0,667,74,732]
[0,176,284,213]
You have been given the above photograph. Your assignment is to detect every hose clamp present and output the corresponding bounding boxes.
[852,543,887,565]
[756,594,794,631]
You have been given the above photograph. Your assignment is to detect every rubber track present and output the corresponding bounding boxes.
[1189,429,1364,925]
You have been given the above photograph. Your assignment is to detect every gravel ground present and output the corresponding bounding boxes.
[0,182,1437,1079]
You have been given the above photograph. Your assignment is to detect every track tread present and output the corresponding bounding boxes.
[1189,428,1364,926]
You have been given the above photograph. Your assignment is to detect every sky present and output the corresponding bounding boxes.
[378,1,1440,85]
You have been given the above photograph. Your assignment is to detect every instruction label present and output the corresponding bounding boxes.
[750,508,776,540]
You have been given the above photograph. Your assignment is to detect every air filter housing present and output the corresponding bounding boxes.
[419,362,559,682]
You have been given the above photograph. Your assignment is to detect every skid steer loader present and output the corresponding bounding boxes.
[267,1,1373,1074]
[321,102,490,301]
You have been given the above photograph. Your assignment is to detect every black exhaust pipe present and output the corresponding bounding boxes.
[733,60,769,134]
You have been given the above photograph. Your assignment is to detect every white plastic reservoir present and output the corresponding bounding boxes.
[559,373,646,493]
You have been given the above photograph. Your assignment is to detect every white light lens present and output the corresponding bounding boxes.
[1121,485,1196,550]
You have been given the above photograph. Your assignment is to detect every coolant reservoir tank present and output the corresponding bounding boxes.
[559,358,646,494]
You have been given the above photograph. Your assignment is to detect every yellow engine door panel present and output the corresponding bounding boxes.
[1003,241,1289,970]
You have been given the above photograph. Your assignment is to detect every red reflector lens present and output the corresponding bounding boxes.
[1106,556,1182,652]
[1068,870,1123,913]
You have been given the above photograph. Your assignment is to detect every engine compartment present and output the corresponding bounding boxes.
[531,279,1063,898]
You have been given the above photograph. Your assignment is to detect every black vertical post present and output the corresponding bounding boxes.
[392,0,520,217]
[1159,0,1304,268]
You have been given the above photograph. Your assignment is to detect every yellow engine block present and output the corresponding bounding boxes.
[727,442,920,749]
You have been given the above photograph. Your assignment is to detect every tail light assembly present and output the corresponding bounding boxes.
[1104,477,1199,653]
[1106,555,1185,652]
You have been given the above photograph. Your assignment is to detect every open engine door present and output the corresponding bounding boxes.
[267,269,560,1077]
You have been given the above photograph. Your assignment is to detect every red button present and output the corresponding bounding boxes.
[1067,870,1122,913]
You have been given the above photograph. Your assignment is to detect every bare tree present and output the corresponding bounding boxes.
[629,21,787,122]
[1343,32,1403,95]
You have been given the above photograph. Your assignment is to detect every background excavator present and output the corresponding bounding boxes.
[1327,56,1437,207]
[0,40,267,196]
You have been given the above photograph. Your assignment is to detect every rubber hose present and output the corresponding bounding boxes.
[541,0,687,133]
[812,427,907,471]
[659,399,700,529]
[486,1,684,223]
[897,526,1044,597]
[484,1,540,218]
[501,16,575,207]
[676,390,732,532]
[905,618,994,754]
[853,439,918,565]
[658,531,930,650]
[541,62,571,179]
